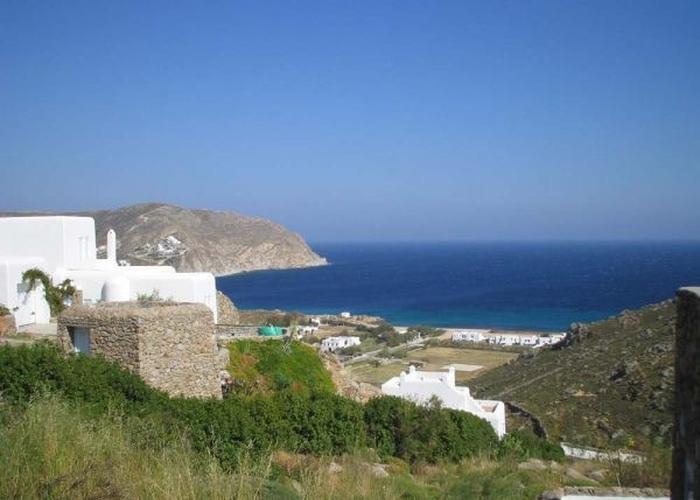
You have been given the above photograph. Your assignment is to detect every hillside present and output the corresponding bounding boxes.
[1,203,327,276]
[471,300,676,451]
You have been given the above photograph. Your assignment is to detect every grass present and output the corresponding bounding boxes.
[346,346,518,387]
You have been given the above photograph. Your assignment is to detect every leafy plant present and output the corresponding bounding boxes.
[21,268,76,316]
[0,304,9,316]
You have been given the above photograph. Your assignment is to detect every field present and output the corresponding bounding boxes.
[346,346,519,387]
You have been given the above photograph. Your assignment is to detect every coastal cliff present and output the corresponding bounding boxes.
[1,203,327,276]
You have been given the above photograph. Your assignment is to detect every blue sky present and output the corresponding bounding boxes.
[1,1,698,241]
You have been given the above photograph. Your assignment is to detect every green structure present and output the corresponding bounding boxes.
[258,325,284,337]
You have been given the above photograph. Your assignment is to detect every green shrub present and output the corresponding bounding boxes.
[496,431,565,462]
[364,396,499,464]
[21,268,76,316]
[0,343,167,412]
[227,340,334,395]
[0,304,9,316]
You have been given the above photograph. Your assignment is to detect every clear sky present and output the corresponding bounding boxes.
[1,1,698,241]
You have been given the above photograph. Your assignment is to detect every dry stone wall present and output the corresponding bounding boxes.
[58,302,221,399]
[216,290,239,325]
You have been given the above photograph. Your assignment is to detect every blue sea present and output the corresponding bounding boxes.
[217,242,700,331]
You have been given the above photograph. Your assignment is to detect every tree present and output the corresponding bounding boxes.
[21,268,76,317]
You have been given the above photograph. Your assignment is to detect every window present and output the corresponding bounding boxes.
[69,327,91,354]
[16,282,29,294]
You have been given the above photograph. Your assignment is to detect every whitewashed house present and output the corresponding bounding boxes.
[0,216,218,326]
[321,335,361,353]
[339,311,352,319]
[452,329,490,343]
[381,366,506,438]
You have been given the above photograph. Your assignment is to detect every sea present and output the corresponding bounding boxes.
[216,242,700,332]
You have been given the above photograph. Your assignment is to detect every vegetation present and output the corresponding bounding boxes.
[21,268,76,316]
[0,303,9,316]
[0,343,669,496]
[136,289,164,302]
[496,431,565,462]
[227,339,335,395]
[406,325,446,338]
[0,343,504,464]
[357,322,418,347]
[365,396,499,463]
[472,300,676,450]
[0,396,583,499]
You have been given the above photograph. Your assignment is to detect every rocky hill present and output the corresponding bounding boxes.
[471,300,676,451]
[2,203,327,276]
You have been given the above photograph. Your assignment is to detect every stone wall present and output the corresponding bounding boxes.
[216,290,239,325]
[0,314,16,337]
[138,305,220,399]
[58,302,221,399]
[59,306,141,372]
[672,287,700,499]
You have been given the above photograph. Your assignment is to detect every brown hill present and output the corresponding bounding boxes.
[1,203,327,276]
[471,300,676,450]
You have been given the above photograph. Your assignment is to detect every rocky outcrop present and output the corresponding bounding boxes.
[1,203,327,276]
[322,353,381,403]
[216,290,239,325]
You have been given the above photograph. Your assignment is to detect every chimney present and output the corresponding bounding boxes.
[107,229,117,262]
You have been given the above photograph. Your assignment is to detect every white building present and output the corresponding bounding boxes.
[0,216,218,326]
[320,335,361,353]
[381,366,506,438]
[452,329,490,343]
[339,311,352,319]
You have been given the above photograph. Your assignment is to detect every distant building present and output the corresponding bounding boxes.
[0,216,217,326]
[452,328,566,348]
[339,311,352,319]
[321,335,361,353]
[381,366,506,438]
[452,329,490,343]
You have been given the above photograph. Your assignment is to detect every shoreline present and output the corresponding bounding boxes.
[213,259,329,279]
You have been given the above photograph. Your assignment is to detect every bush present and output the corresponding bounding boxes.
[0,304,9,316]
[0,342,167,412]
[227,340,334,395]
[496,431,565,462]
[364,396,498,463]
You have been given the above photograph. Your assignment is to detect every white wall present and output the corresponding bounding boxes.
[0,217,95,273]
[1,216,218,325]
[0,258,51,326]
